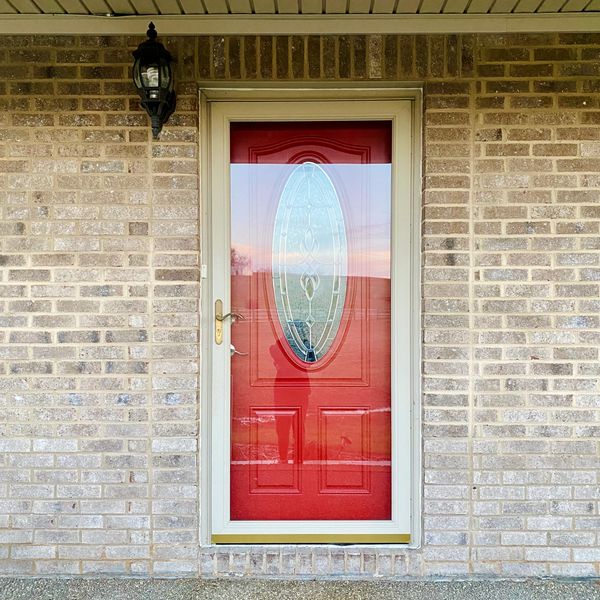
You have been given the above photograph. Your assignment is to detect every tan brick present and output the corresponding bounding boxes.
[1,30,600,580]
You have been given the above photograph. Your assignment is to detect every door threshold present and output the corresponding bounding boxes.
[212,533,411,544]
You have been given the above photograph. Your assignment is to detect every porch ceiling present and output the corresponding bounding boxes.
[1,0,599,16]
[0,0,599,34]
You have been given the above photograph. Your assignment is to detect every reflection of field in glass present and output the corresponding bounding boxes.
[273,274,346,363]
[232,408,390,464]
[231,273,392,465]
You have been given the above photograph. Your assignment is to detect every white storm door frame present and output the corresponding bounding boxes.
[201,91,421,544]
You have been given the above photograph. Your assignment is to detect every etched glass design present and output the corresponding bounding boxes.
[272,162,348,363]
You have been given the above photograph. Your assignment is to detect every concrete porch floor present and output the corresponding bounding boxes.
[1,579,600,599]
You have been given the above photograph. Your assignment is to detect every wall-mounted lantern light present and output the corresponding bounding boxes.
[132,22,176,140]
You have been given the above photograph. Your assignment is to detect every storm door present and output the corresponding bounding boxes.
[208,99,415,544]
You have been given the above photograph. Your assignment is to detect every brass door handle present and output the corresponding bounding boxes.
[215,299,244,345]
[216,312,245,322]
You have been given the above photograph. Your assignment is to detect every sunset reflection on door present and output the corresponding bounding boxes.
[229,122,392,521]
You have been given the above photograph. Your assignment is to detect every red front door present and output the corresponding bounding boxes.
[229,121,392,521]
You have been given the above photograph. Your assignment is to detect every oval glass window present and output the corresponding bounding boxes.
[272,162,348,363]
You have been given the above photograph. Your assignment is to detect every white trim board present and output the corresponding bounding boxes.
[1,13,599,35]
[199,88,422,545]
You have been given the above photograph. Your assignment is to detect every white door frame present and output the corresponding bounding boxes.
[199,86,422,546]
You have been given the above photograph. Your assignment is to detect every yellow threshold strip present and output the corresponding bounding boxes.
[212,533,411,544]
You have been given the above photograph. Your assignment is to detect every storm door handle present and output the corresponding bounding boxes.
[215,299,244,345]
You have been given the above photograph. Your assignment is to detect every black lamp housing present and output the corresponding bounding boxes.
[132,22,176,140]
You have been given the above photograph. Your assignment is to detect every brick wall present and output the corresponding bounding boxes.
[0,31,599,577]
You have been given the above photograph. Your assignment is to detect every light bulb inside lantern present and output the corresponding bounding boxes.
[142,65,159,88]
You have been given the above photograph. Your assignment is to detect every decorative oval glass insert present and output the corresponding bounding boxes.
[272,162,348,363]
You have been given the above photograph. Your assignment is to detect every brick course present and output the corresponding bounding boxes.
[0,32,599,578]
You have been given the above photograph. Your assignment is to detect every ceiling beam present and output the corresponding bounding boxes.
[0,13,599,35]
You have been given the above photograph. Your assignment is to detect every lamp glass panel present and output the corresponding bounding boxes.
[160,63,172,91]
[133,59,142,88]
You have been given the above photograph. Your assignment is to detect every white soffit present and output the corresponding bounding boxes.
[0,9,599,34]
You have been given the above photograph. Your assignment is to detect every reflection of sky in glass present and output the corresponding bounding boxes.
[231,164,391,279]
